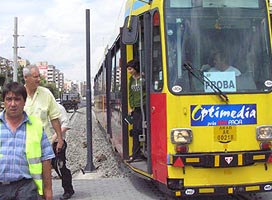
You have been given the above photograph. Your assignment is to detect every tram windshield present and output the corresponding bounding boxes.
[164,0,272,94]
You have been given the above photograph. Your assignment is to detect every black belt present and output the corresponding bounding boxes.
[0,181,12,185]
[0,178,28,185]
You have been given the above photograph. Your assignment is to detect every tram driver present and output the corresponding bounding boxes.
[202,51,241,76]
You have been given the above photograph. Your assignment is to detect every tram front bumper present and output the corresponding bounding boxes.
[168,150,272,168]
[166,179,272,197]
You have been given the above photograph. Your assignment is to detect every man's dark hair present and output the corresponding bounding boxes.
[2,82,27,102]
[126,59,140,73]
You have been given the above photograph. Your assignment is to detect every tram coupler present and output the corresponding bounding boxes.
[139,134,146,142]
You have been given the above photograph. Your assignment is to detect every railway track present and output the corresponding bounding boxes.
[164,193,266,200]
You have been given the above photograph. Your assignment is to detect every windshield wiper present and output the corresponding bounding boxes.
[183,62,229,103]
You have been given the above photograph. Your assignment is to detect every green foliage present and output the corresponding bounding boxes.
[17,65,24,84]
[0,74,5,86]
[44,83,59,98]
[0,74,5,102]
[39,76,47,86]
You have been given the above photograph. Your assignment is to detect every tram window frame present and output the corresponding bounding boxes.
[151,10,163,92]
[164,0,271,94]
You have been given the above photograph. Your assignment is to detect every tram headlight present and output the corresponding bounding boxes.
[256,126,272,141]
[171,129,192,144]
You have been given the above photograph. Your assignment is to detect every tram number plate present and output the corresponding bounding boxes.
[214,126,237,143]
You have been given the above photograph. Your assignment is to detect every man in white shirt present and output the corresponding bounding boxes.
[51,103,74,200]
[208,51,241,76]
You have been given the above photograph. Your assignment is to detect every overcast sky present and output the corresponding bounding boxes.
[0,0,126,82]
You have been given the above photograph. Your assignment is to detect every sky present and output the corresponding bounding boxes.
[0,0,126,82]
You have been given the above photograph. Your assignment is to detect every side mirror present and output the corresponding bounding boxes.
[122,15,138,45]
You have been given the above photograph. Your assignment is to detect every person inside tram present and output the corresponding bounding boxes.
[126,59,146,163]
[207,51,241,76]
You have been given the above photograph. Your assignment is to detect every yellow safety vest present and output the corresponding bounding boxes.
[25,116,43,195]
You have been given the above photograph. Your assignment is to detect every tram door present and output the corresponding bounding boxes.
[136,10,165,176]
[122,12,153,174]
[122,10,167,175]
[132,14,150,173]
[137,10,165,176]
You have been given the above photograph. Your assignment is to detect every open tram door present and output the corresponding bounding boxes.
[122,12,154,177]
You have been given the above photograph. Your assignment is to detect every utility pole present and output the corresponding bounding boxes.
[85,9,95,172]
[13,17,18,82]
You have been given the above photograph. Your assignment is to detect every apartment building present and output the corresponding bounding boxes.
[47,65,56,83]
[55,70,64,89]
[36,61,64,89]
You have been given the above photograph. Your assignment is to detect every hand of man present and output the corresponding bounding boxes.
[51,119,64,153]
[56,139,64,153]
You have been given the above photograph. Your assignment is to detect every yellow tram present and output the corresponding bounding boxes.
[93,0,272,198]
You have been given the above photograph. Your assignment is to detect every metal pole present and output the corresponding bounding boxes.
[13,17,18,82]
[85,9,95,172]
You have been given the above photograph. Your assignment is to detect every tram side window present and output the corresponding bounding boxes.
[115,52,121,94]
[152,11,163,91]
[111,56,116,93]
[96,65,105,96]
[109,48,122,111]
[102,62,106,94]
[114,50,122,99]
[110,50,121,94]
[131,17,146,81]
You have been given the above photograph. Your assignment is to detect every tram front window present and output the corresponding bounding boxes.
[164,0,272,94]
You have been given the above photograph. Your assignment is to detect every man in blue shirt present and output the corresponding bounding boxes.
[0,82,55,200]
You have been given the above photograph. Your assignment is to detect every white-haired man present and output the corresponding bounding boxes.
[23,65,64,152]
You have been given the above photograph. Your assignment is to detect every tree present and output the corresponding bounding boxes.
[44,83,59,98]
[17,65,24,84]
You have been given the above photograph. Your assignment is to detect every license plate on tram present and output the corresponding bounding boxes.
[214,126,237,143]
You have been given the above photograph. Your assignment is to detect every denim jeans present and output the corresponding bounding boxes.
[0,179,38,200]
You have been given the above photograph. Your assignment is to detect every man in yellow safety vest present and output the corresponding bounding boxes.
[0,82,55,200]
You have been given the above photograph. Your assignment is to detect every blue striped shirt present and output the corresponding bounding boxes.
[0,111,55,182]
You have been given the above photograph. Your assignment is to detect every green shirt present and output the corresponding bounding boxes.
[129,76,146,109]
